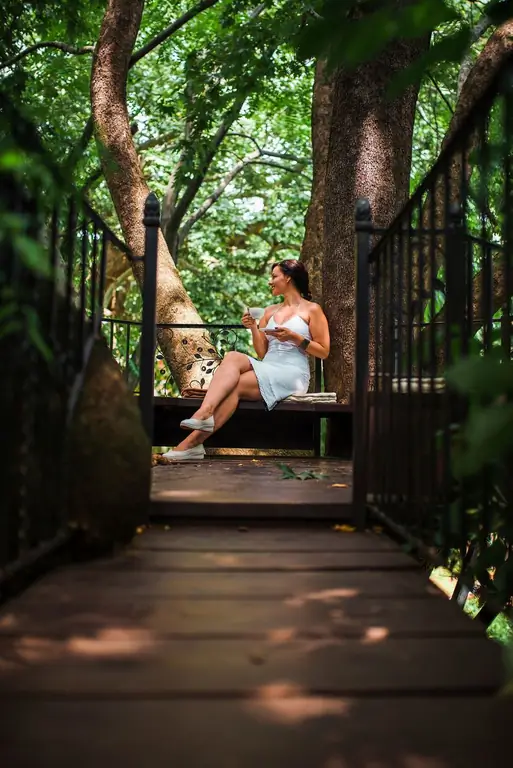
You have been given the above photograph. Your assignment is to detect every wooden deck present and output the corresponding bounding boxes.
[151,458,353,519]
[0,524,509,767]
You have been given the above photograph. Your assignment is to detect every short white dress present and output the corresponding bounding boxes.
[247,313,311,410]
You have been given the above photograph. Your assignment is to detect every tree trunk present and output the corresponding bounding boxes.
[300,60,334,305]
[300,60,334,391]
[91,0,219,392]
[415,20,513,359]
[418,19,513,301]
[323,35,430,402]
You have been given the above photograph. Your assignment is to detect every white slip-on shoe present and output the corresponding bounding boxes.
[161,445,205,461]
[180,415,215,433]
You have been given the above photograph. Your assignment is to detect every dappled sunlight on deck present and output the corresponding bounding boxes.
[286,588,360,606]
[0,627,158,668]
[246,682,351,725]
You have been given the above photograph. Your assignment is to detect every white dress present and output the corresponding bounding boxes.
[246,313,311,410]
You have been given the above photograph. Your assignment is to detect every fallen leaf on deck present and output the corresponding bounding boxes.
[333,524,356,533]
[331,483,348,488]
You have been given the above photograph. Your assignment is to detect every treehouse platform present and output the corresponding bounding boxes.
[151,457,353,520]
[0,523,509,767]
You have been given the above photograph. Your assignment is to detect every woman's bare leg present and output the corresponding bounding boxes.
[176,370,261,450]
[191,352,252,420]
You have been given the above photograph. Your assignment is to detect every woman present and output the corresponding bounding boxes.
[162,259,330,460]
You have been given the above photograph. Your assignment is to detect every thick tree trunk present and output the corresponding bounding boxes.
[300,60,334,304]
[301,60,334,391]
[91,0,219,392]
[323,35,430,402]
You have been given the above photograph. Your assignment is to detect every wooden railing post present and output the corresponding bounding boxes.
[139,192,159,444]
[352,198,372,530]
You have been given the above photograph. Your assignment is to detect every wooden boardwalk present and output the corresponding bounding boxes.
[152,458,353,519]
[0,523,509,767]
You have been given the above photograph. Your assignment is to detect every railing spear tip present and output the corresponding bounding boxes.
[355,198,371,221]
[143,191,160,226]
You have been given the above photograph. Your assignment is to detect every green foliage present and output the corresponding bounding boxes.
[447,357,513,477]
[298,0,458,70]
[439,351,513,610]
[278,462,326,480]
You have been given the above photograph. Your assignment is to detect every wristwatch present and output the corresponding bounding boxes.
[299,336,310,351]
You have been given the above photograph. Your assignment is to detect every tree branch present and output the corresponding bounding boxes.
[130,0,224,65]
[177,145,309,245]
[138,130,178,151]
[0,41,94,70]
[248,158,311,177]
[227,133,310,165]
[259,149,310,164]
[427,73,454,114]
[178,150,260,243]
[66,0,224,170]
[167,91,249,237]
[457,14,493,97]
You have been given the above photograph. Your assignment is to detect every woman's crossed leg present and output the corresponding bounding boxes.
[176,352,261,450]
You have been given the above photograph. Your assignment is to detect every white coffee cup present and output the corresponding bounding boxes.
[248,307,265,321]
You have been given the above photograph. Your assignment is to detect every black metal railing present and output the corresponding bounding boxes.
[0,145,157,587]
[353,58,513,617]
[102,315,323,401]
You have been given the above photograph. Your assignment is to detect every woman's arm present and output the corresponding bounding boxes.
[303,304,330,359]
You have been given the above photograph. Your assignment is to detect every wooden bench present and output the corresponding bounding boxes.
[153,396,352,457]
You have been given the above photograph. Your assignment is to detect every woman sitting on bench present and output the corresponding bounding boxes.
[162,259,330,460]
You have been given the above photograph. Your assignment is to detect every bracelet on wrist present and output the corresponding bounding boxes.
[299,336,310,351]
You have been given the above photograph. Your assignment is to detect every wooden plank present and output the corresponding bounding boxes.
[150,501,354,519]
[82,549,418,572]
[2,697,510,768]
[0,636,502,695]
[8,568,444,600]
[151,459,353,511]
[0,596,484,638]
[133,527,398,552]
[154,396,352,413]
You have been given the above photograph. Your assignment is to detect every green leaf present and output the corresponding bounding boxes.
[493,556,513,601]
[296,470,326,481]
[23,306,52,361]
[0,318,23,339]
[277,462,297,480]
[454,402,513,477]
[477,538,508,571]
[446,356,513,400]
[0,301,17,322]
[13,234,51,278]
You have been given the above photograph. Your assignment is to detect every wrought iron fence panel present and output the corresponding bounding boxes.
[353,57,513,617]
[0,140,139,585]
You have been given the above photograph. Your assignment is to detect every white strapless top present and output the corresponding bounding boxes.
[264,313,311,362]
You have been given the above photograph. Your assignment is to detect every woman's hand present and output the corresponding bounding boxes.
[241,310,257,329]
[267,326,301,343]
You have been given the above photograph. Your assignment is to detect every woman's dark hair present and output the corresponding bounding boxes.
[272,259,312,300]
